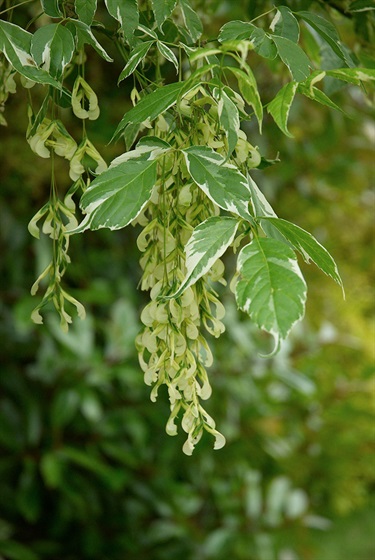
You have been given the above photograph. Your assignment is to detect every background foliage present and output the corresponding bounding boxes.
[0,0,374,559]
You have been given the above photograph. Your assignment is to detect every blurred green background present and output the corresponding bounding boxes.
[0,1,374,559]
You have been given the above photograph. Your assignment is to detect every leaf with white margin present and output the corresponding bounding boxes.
[157,41,179,73]
[166,217,239,298]
[296,11,351,66]
[67,20,113,62]
[75,0,97,25]
[213,87,240,158]
[219,21,277,59]
[118,40,154,83]
[349,0,375,12]
[270,6,300,43]
[109,136,171,167]
[247,173,288,244]
[182,146,254,222]
[227,66,263,132]
[0,21,61,87]
[297,83,343,113]
[324,67,375,85]
[112,81,187,141]
[272,35,311,82]
[31,24,75,80]
[260,217,344,293]
[179,0,203,42]
[67,155,159,234]
[152,0,177,29]
[236,237,307,346]
[267,81,298,137]
[104,0,139,42]
[41,0,62,17]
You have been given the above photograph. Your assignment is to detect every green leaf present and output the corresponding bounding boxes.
[0,540,39,560]
[296,11,350,65]
[227,65,263,132]
[167,217,239,297]
[260,217,344,291]
[249,27,278,59]
[104,0,139,42]
[267,81,298,137]
[157,41,179,73]
[118,40,154,83]
[349,0,375,12]
[213,87,240,158]
[182,146,254,222]
[152,0,177,29]
[270,6,300,43]
[297,83,343,112]
[31,24,75,80]
[67,19,113,62]
[218,21,277,59]
[112,81,187,140]
[41,0,62,18]
[236,237,307,345]
[123,122,141,150]
[75,0,97,25]
[0,20,62,87]
[41,452,64,487]
[272,35,311,81]
[219,20,254,41]
[179,0,203,42]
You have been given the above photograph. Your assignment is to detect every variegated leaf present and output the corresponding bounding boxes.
[267,81,298,137]
[297,83,343,112]
[260,217,344,292]
[67,20,113,62]
[68,157,157,234]
[179,0,203,42]
[296,11,351,65]
[213,87,240,158]
[157,42,179,73]
[152,0,177,29]
[112,81,187,140]
[109,136,171,167]
[219,21,277,59]
[41,0,62,17]
[118,40,155,83]
[0,20,61,87]
[236,237,307,346]
[227,66,263,132]
[272,36,311,82]
[75,0,97,25]
[104,0,139,42]
[31,24,75,79]
[270,6,300,43]
[182,146,254,222]
[168,217,240,298]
